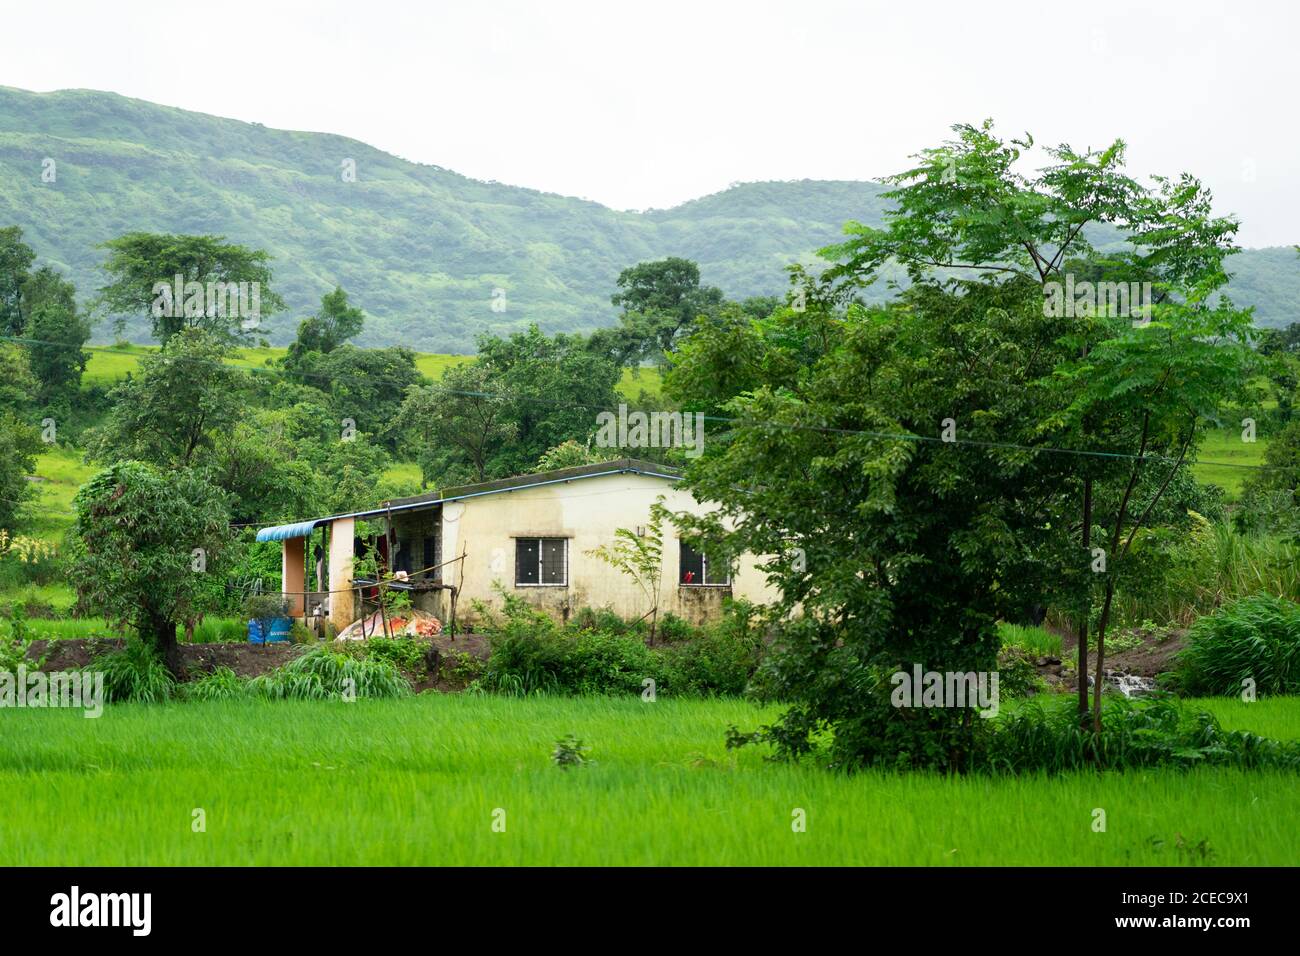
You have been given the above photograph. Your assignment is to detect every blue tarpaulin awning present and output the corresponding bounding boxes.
[255,520,323,543]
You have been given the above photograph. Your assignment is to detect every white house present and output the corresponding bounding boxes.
[256,459,778,633]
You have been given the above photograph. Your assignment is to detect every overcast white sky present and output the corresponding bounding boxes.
[2,0,1296,246]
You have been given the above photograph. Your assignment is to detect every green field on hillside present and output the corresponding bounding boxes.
[0,695,1295,866]
[81,344,658,396]
[1192,426,1268,499]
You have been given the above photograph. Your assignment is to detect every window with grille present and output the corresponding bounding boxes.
[515,537,568,586]
[679,541,731,586]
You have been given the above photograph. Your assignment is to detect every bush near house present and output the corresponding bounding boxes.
[475,595,765,697]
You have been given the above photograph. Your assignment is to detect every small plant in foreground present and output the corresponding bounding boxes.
[552,734,590,769]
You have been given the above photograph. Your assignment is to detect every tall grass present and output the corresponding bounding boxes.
[96,639,176,703]
[1173,594,1300,696]
[984,695,1300,773]
[188,617,246,643]
[0,617,117,641]
[997,622,1062,657]
[1104,525,1300,628]
[0,615,247,644]
[248,645,411,700]
[180,666,248,702]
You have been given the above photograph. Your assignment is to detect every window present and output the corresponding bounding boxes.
[515,537,568,586]
[679,541,731,586]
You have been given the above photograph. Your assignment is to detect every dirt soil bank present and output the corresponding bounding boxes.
[1026,625,1187,691]
[26,632,492,689]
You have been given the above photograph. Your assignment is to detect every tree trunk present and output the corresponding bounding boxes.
[1093,579,1117,734]
[1078,477,1092,728]
[149,613,184,677]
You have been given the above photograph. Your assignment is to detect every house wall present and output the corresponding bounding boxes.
[328,517,355,629]
[440,473,779,627]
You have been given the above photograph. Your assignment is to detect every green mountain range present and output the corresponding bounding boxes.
[1,86,1296,352]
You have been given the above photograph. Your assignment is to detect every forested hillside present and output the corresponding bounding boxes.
[2,85,1295,351]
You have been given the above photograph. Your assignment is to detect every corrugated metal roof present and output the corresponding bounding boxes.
[255,519,324,542]
[254,459,683,540]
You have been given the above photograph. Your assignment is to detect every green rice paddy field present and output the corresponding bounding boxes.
[1,694,1296,866]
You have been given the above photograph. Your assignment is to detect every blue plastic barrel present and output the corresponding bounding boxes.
[248,617,293,643]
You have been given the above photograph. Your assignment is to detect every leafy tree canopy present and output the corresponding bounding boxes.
[85,328,245,469]
[68,460,232,671]
[97,232,285,345]
[590,257,725,366]
[0,225,36,338]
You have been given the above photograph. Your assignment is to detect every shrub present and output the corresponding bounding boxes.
[981,696,1300,773]
[569,606,633,636]
[181,666,249,702]
[1173,593,1300,696]
[729,692,1300,773]
[361,636,430,676]
[479,626,662,696]
[249,645,411,700]
[661,602,764,696]
[656,612,699,643]
[477,606,569,695]
[96,639,176,703]
[444,651,485,686]
[568,629,662,695]
[995,648,1044,699]
[479,597,764,697]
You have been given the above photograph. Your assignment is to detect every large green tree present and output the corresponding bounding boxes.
[86,329,244,469]
[395,361,516,485]
[668,121,1257,765]
[478,326,622,476]
[20,265,91,411]
[97,233,285,344]
[0,412,43,531]
[0,226,36,338]
[286,286,366,364]
[668,277,1078,768]
[395,326,622,485]
[68,461,231,672]
[590,257,724,366]
[824,121,1254,731]
[0,344,40,416]
[292,344,422,453]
